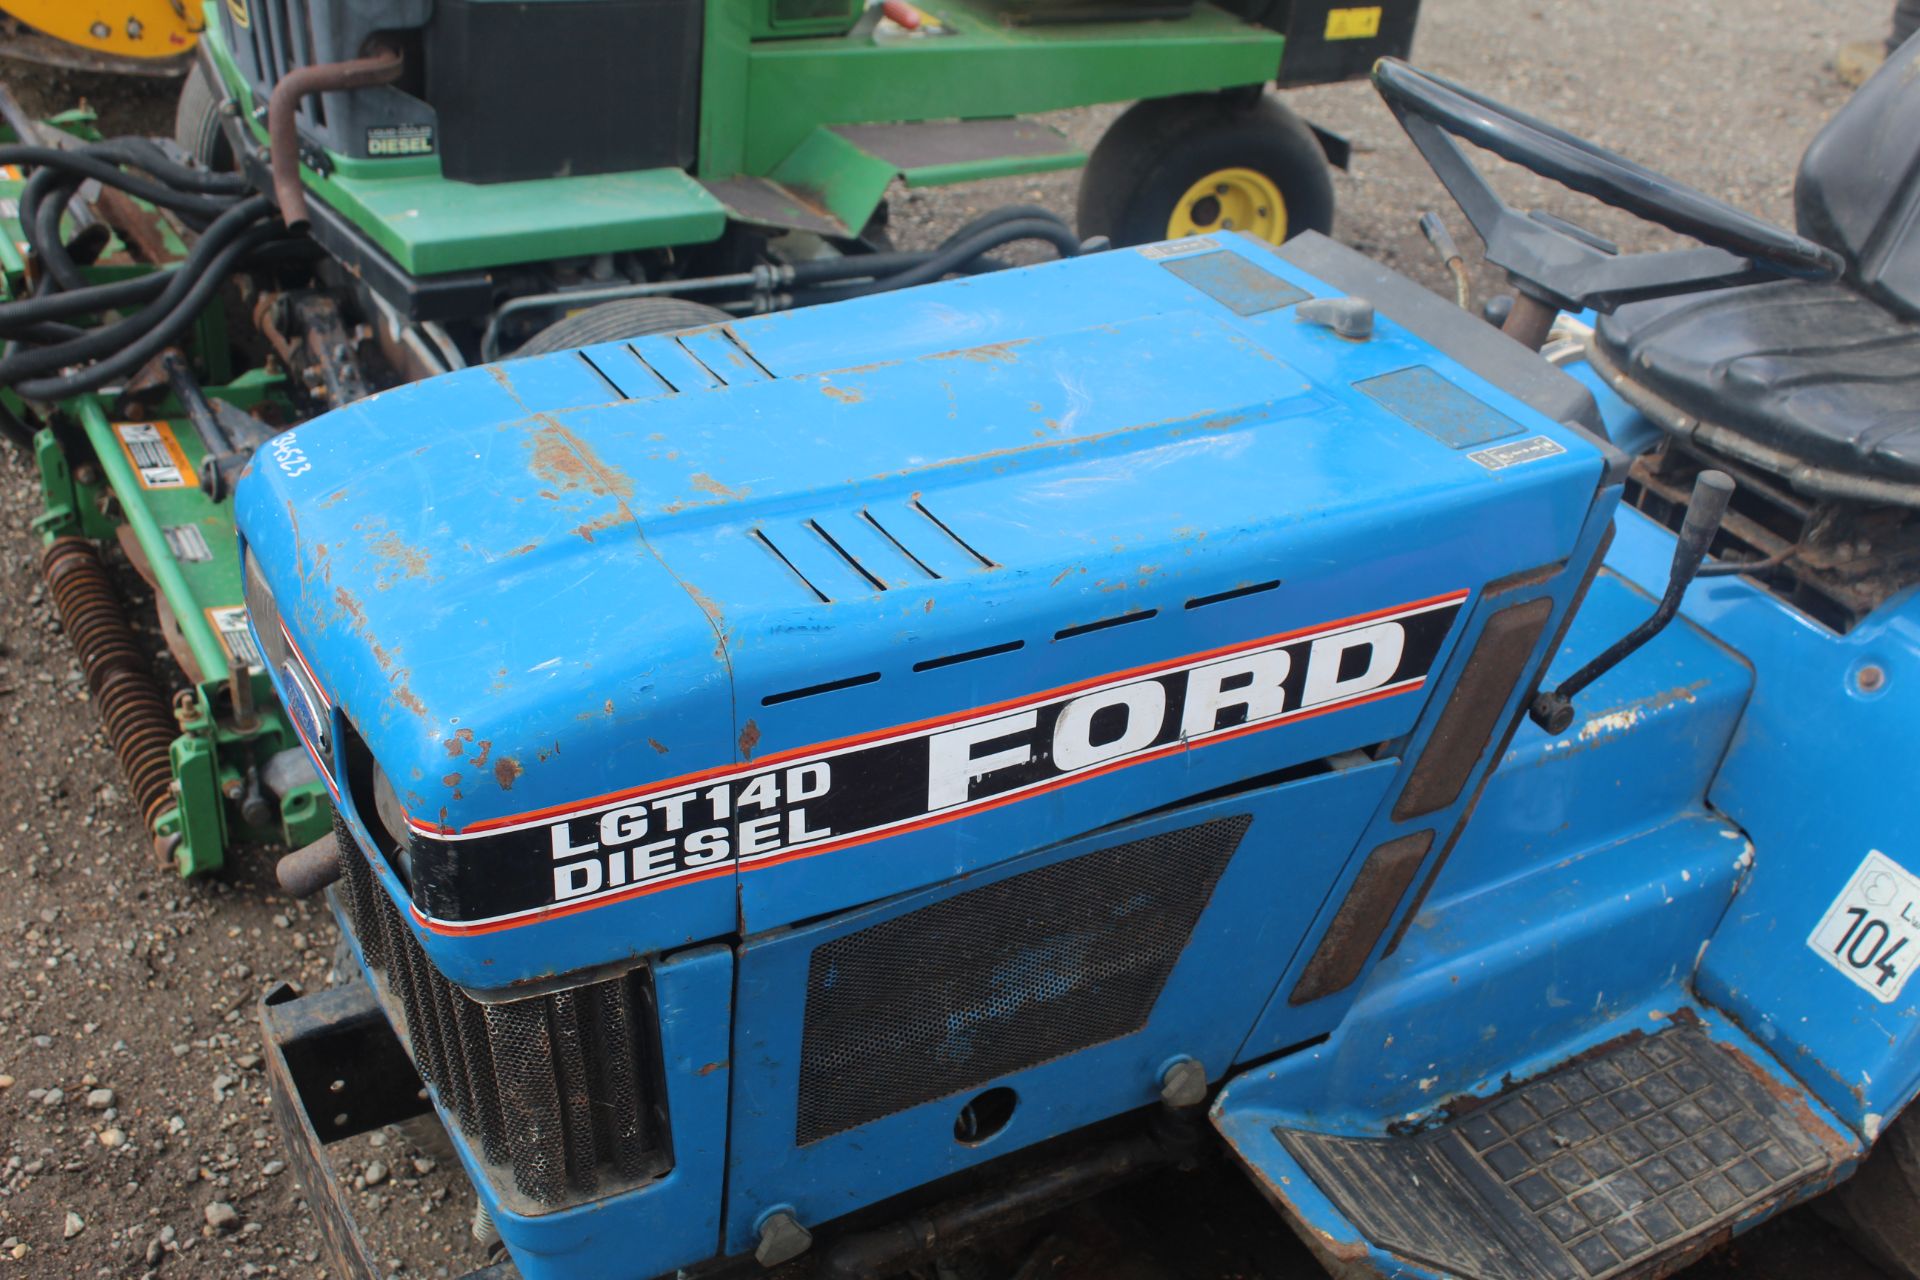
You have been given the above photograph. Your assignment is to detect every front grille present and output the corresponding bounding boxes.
[238,0,326,129]
[334,820,669,1207]
[795,813,1251,1145]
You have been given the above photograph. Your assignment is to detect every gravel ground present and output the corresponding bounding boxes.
[0,0,1899,1276]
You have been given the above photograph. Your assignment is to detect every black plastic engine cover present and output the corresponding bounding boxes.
[423,0,703,185]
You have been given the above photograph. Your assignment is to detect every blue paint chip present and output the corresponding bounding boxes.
[1159,250,1310,316]
[1356,366,1526,449]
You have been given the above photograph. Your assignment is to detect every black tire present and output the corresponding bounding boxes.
[1818,1108,1920,1278]
[514,297,731,357]
[173,62,234,174]
[1077,92,1334,248]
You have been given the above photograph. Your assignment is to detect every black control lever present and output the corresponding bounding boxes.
[1528,470,1734,734]
[158,349,272,502]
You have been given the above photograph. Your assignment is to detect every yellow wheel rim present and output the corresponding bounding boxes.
[1165,167,1287,243]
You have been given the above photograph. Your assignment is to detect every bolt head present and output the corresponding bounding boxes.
[1857,665,1886,693]
[1160,1057,1208,1108]
[754,1210,811,1268]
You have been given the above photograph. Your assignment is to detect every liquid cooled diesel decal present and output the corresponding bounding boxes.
[404,591,1467,934]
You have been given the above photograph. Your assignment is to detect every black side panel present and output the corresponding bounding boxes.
[423,0,703,184]
[795,814,1250,1145]
[1227,0,1423,87]
[1393,596,1555,821]
[1288,829,1433,1005]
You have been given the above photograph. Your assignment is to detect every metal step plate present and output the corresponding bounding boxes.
[1278,1024,1843,1280]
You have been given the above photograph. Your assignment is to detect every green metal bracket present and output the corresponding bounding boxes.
[769,129,900,238]
[282,781,331,851]
[75,398,231,682]
[168,730,228,877]
[32,429,84,542]
[63,396,334,875]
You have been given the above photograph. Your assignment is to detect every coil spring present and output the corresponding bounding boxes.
[42,538,178,829]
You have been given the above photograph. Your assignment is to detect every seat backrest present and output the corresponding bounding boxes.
[1795,31,1920,319]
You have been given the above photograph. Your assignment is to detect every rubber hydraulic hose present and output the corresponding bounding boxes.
[16,137,252,286]
[11,148,242,221]
[792,217,1082,305]
[0,196,271,386]
[880,218,1082,287]
[22,159,246,290]
[787,247,1017,287]
[943,203,1073,242]
[0,194,270,379]
[785,223,1048,285]
[83,137,250,194]
[0,268,170,330]
[0,139,250,195]
[788,249,944,286]
[5,320,85,344]
[791,202,1071,284]
[269,45,403,229]
[13,221,281,400]
[26,173,87,290]
[11,139,226,256]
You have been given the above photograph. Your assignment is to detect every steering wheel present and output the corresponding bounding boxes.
[1372,60,1843,339]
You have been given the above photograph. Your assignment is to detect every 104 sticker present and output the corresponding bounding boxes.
[1808,850,1920,1003]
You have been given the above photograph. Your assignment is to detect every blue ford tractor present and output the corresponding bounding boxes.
[246,38,1920,1280]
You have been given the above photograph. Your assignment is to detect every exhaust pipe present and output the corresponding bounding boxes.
[268,44,404,231]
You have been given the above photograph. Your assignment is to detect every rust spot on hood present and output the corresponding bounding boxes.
[494,756,523,790]
[822,383,862,404]
[648,737,669,754]
[689,472,748,501]
[335,589,431,720]
[366,529,432,586]
[488,362,525,405]
[738,719,760,761]
[528,416,643,542]
[928,338,1029,364]
[684,583,728,660]
[573,512,629,543]
[527,416,636,502]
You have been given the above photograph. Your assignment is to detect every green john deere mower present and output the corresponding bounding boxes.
[0,0,1419,879]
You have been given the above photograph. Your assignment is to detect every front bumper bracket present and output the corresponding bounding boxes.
[260,980,518,1280]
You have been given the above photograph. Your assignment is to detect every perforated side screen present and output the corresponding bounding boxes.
[335,819,668,1208]
[795,814,1251,1145]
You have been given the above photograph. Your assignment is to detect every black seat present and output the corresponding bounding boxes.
[1595,34,1920,494]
